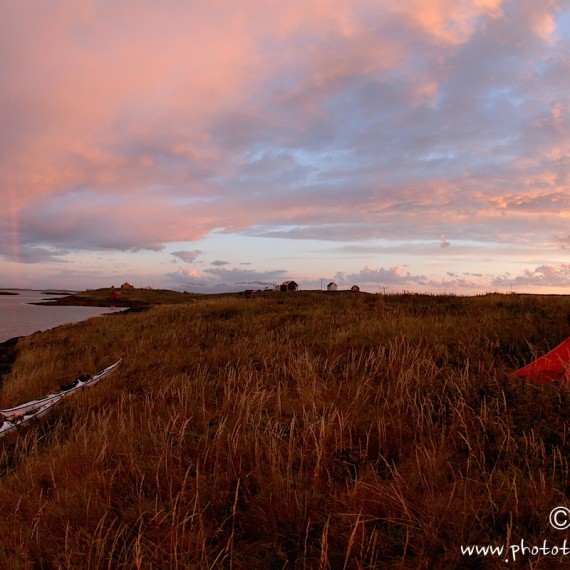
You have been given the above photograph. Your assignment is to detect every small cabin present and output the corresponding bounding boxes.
[109,291,123,301]
[327,282,337,292]
[351,285,360,292]
[280,280,298,292]
[121,282,134,290]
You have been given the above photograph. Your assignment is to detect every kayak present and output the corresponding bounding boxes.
[0,395,63,437]
[0,358,122,438]
[0,392,62,417]
[49,358,122,399]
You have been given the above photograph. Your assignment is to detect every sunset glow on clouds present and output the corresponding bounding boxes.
[1,0,570,293]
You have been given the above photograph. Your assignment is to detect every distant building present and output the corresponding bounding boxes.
[109,291,123,301]
[121,282,134,290]
[327,282,337,292]
[280,280,298,292]
[351,285,360,292]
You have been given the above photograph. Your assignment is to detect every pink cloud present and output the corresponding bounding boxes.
[166,264,288,292]
[1,0,570,290]
[335,265,428,286]
[493,264,570,288]
[386,0,505,45]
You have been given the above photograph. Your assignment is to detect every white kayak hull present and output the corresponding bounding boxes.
[0,358,122,438]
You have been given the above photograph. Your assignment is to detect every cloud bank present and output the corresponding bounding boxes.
[493,264,570,288]
[1,1,569,291]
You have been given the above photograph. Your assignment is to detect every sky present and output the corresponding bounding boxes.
[1,0,570,294]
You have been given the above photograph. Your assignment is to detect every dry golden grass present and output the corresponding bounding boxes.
[0,291,570,568]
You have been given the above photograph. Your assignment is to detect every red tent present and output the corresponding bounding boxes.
[513,337,570,384]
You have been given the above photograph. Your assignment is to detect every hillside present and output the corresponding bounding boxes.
[1,291,570,568]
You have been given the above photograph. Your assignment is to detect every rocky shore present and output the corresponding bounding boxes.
[0,336,20,385]
[31,294,150,309]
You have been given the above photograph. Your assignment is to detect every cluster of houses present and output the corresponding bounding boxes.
[110,280,360,298]
[242,280,360,297]
[108,282,134,301]
[272,281,360,292]
[325,282,360,292]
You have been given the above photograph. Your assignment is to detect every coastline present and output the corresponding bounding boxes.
[0,289,147,345]
[31,296,150,309]
[0,305,142,381]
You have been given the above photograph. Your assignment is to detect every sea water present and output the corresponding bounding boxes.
[0,290,118,343]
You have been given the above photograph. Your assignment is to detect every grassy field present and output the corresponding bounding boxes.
[1,291,570,568]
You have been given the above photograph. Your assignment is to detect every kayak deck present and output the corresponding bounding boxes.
[0,358,122,438]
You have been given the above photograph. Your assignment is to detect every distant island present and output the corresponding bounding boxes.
[31,287,200,309]
[0,291,19,296]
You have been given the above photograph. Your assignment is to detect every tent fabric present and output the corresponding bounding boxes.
[513,337,570,384]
